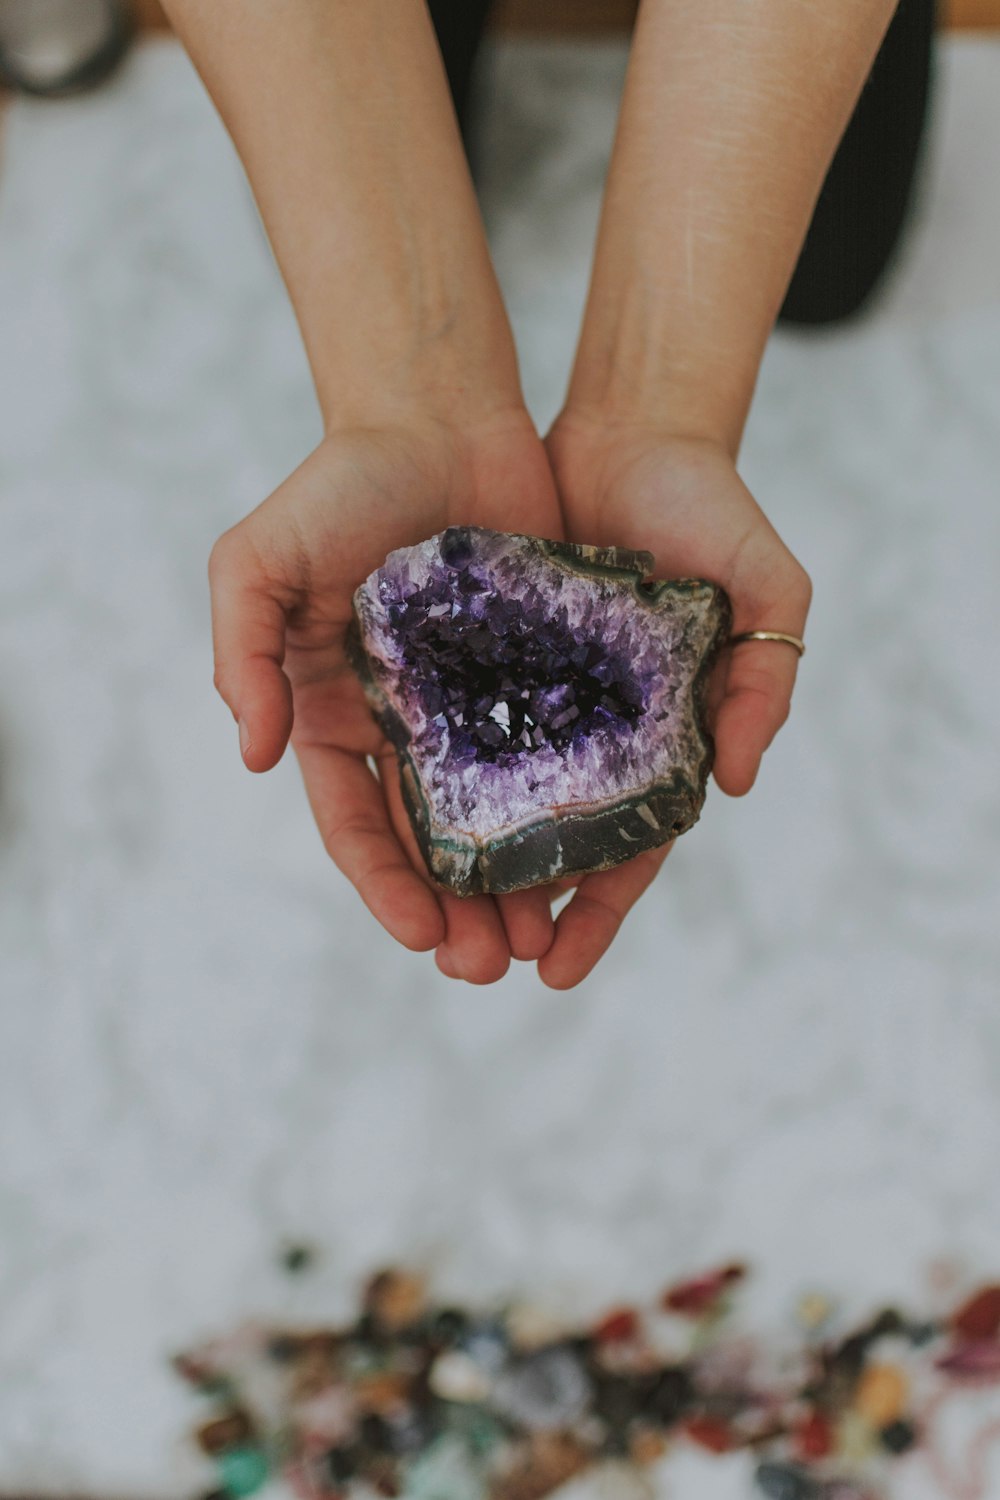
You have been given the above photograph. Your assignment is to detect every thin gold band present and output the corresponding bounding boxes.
[730,630,806,658]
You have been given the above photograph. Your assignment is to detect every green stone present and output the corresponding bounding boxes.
[444,1405,506,1456]
[218,1446,269,1497]
[404,1435,486,1500]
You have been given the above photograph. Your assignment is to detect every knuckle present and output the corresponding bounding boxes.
[212,662,233,704]
[207,529,237,585]
[789,561,813,612]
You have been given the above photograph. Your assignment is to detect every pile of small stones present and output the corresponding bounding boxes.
[172,1261,1000,1500]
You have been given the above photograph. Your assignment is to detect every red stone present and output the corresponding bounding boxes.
[171,1352,210,1385]
[952,1286,1000,1341]
[594,1307,640,1343]
[684,1415,735,1453]
[663,1271,730,1317]
[795,1409,834,1460]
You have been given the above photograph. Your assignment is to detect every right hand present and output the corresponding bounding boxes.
[208,408,565,984]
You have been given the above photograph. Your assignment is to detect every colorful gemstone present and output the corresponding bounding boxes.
[217,1446,269,1497]
[490,1434,590,1500]
[504,1303,568,1351]
[197,1410,255,1457]
[429,1350,493,1404]
[952,1285,1000,1341]
[936,1338,1000,1379]
[662,1273,729,1318]
[364,1269,428,1333]
[405,1435,486,1500]
[628,1425,668,1465]
[292,1384,358,1446]
[429,1308,469,1347]
[879,1418,918,1454]
[491,1348,592,1432]
[835,1410,877,1463]
[282,1244,316,1275]
[853,1363,908,1427]
[794,1409,834,1460]
[753,1461,822,1499]
[795,1293,835,1333]
[323,1445,357,1483]
[646,1366,694,1425]
[683,1415,734,1453]
[595,1308,641,1344]
[906,1320,940,1347]
[865,1307,905,1340]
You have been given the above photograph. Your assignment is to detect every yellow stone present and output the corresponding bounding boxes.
[795,1292,834,1331]
[367,1269,427,1331]
[854,1362,908,1427]
[505,1302,569,1350]
[629,1426,669,1465]
[837,1409,878,1462]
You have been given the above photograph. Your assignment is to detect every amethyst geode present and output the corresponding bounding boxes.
[349,528,731,897]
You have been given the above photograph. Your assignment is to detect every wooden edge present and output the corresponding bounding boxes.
[946,0,1000,23]
[132,0,1000,29]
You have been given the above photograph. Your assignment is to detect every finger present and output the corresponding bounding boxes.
[496,887,556,962]
[296,741,446,952]
[435,889,512,986]
[436,946,460,981]
[537,844,672,990]
[711,641,800,797]
[376,750,512,985]
[208,532,294,772]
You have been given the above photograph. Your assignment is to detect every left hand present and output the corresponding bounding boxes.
[539,412,812,988]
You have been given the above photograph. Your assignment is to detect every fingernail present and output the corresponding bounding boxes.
[239,719,251,759]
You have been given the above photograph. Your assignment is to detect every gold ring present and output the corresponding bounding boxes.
[730,630,806,658]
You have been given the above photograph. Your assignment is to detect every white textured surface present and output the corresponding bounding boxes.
[1,33,1000,1497]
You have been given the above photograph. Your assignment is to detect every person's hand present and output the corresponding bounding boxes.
[539,414,812,987]
[208,408,566,985]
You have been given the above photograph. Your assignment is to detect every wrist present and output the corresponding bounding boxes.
[563,308,757,463]
[317,310,527,438]
[549,398,741,470]
[320,395,543,478]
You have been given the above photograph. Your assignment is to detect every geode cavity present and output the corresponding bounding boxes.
[349,528,731,897]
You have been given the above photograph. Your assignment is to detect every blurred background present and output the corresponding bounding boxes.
[1,2,999,1496]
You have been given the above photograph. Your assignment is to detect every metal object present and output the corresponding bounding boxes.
[0,0,131,96]
[731,630,806,658]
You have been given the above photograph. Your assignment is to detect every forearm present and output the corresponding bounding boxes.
[161,0,522,429]
[565,0,899,455]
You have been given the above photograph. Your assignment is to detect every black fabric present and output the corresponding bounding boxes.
[427,0,935,328]
[779,0,936,325]
[427,0,495,158]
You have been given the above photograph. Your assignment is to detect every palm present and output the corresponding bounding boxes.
[209,413,567,983]
[533,420,811,985]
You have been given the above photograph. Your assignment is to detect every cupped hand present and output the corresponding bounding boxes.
[538,414,812,987]
[208,409,565,984]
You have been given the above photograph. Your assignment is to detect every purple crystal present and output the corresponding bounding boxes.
[349,527,731,896]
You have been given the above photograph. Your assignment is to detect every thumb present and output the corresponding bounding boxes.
[208,529,294,772]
